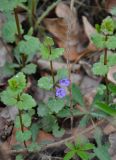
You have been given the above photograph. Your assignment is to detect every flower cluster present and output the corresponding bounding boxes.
[56,78,70,98]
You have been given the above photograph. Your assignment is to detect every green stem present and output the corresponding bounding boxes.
[35,0,61,28]
[19,110,27,149]
[14,8,22,40]
[50,60,55,86]
[14,8,27,67]
[49,46,55,92]
[31,0,36,27]
[104,47,109,104]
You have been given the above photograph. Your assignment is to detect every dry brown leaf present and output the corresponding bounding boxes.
[44,2,79,61]
[107,65,116,84]
[37,130,55,143]
[82,16,96,43]
[109,132,116,156]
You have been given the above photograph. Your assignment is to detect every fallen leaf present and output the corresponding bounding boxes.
[37,130,55,143]
[107,65,116,84]
[44,2,79,61]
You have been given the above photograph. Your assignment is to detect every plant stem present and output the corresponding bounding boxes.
[14,8,27,67]
[35,0,61,28]
[31,0,36,27]
[14,8,22,40]
[50,61,55,85]
[19,110,27,149]
[49,47,55,92]
[104,47,109,104]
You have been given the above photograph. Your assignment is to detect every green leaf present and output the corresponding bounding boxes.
[50,48,64,60]
[0,0,27,12]
[38,76,53,90]
[1,89,17,106]
[39,43,50,59]
[44,36,54,46]
[22,63,37,75]
[41,115,57,132]
[57,108,71,117]
[22,113,31,127]
[101,16,114,35]
[108,83,116,94]
[64,150,76,160]
[65,142,75,150]
[94,127,103,147]
[16,130,24,142]
[94,146,111,160]
[37,103,50,117]
[81,143,95,150]
[79,115,90,127]
[76,150,89,160]
[23,130,32,141]
[17,93,36,110]
[15,35,40,56]
[57,68,69,80]
[16,130,32,142]
[92,62,108,76]
[91,33,106,49]
[16,154,23,160]
[2,19,23,43]
[72,84,85,107]
[97,84,106,95]
[27,143,41,152]
[106,36,116,50]
[47,99,65,113]
[96,102,116,116]
[8,72,26,93]
[110,7,116,16]
[52,124,65,137]
[30,123,40,142]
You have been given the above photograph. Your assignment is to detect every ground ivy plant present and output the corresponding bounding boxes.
[0,72,41,159]
[91,15,116,116]
[0,0,40,77]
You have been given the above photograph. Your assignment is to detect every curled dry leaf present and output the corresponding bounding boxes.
[82,16,96,44]
[44,2,79,61]
[107,65,116,84]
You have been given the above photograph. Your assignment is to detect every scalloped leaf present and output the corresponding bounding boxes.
[101,16,115,35]
[92,62,108,76]
[2,20,23,43]
[47,98,65,113]
[91,33,106,49]
[38,76,53,90]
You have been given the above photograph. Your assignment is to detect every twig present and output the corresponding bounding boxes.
[35,0,61,27]
[70,0,75,10]
[37,59,80,72]
[8,119,104,155]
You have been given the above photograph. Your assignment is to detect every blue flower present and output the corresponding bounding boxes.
[56,87,66,98]
[59,78,70,87]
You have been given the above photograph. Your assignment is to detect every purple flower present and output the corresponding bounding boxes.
[56,87,66,98]
[59,78,70,87]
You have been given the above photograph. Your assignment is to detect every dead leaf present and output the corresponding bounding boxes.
[44,2,79,61]
[109,132,116,156]
[107,65,116,84]
[82,16,96,43]
[37,130,55,143]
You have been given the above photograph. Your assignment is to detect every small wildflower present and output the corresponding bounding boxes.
[56,87,66,98]
[59,78,70,87]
